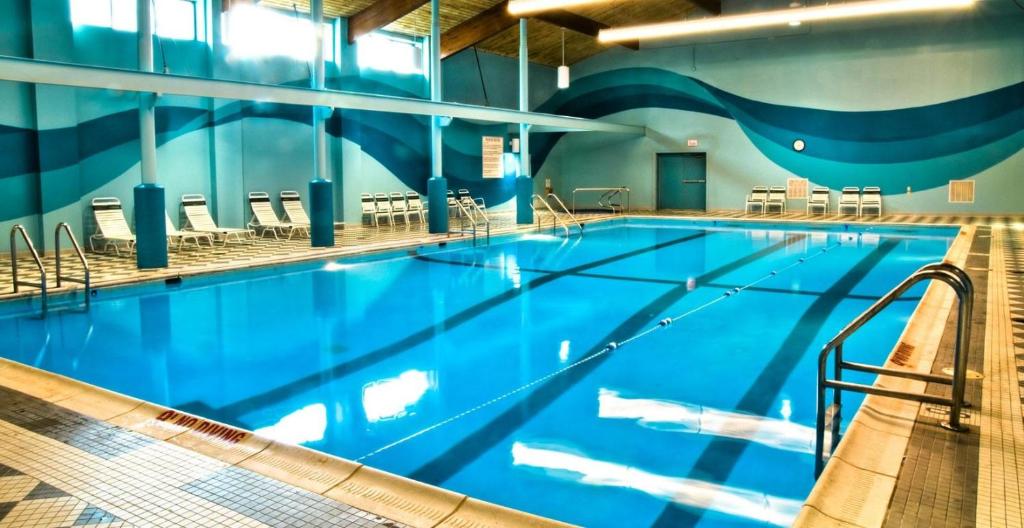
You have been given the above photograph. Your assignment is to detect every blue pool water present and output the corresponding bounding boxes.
[0,218,956,527]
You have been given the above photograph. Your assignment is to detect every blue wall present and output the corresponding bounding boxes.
[536,5,1024,213]
[0,0,553,252]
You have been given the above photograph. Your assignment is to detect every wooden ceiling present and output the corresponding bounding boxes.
[261,0,714,66]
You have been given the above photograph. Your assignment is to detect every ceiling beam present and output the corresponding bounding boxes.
[533,10,639,50]
[0,55,645,134]
[440,2,519,59]
[688,0,722,15]
[348,0,429,43]
[441,0,638,60]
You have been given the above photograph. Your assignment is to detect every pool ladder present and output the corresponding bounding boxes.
[448,199,490,246]
[9,223,91,316]
[815,262,973,477]
[531,193,583,237]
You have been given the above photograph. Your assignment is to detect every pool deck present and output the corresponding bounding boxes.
[1,209,1023,527]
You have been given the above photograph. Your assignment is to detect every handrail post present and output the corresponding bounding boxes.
[9,225,47,315]
[54,222,91,310]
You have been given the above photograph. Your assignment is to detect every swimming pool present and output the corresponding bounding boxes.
[0,218,957,527]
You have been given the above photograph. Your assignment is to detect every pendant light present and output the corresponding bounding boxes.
[557,28,570,89]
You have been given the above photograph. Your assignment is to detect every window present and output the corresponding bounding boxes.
[70,0,200,40]
[357,32,424,75]
[222,4,335,62]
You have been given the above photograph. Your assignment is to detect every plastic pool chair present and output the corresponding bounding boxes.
[837,187,862,216]
[744,186,768,214]
[248,192,309,240]
[764,186,787,214]
[166,212,213,250]
[807,186,830,215]
[181,194,255,244]
[458,188,486,211]
[389,192,411,225]
[373,193,394,226]
[860,186,883,217]
[280,191,312,227]
[89,197,136,256]
[446,190,459,217]
[406,191,426,223]
[360,193,378,227]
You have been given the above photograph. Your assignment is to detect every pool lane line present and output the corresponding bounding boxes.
[179,230,712,423]
[412,254,921,303]
[404,234,808,485]
[651,239,901,528]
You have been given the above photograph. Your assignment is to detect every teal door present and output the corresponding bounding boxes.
[657,153,707,211]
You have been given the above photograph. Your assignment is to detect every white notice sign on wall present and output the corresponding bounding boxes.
[482,136,504,179]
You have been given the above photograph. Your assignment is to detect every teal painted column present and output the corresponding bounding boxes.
[309,0,335,247]
[516,19,533,225]
[427,0,448,233]
[135,0,167,268]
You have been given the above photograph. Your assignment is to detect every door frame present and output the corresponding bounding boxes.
[655,152,708,211]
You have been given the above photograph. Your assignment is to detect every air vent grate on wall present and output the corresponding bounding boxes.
[948,180,975,204]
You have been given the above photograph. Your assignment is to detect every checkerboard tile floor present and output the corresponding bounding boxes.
[0,387,404,528]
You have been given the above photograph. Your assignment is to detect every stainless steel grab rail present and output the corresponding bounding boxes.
[546,193,583,233]
[9,224,47,315]
[814,262,973,476]
[572,187,630,214]
[55,222,91,310]
[531,194,571,237]
[448,199,489,246]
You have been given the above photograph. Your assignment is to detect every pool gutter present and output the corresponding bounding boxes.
[793,224,976,527]
[0,358,576,528]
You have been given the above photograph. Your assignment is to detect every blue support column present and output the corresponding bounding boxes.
[309,0,335,247]
[427,0,448,234]
[309,178,334,247]
[135,0,167,268]
[134,184,167,268]
[516,19,533,225]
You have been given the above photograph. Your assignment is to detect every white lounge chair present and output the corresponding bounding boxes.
[280,191,312,228]
[807,187,830,215]
[89,197,136,256]
[764,186,787,214]
[837,187,861,216]
[745,186,768,214]
[248,192,309,239]
[181,194,255,244]
[458,189,486,211]
[447,190,460,217]
[389,192,411,225]
[406,191,426,223]
[373,193,393,226]
[860,186,882,217]
[360,193,378,227]
[166,213,213,249]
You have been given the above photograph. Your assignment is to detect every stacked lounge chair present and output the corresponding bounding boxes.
[406,191,426,223]
[860,186,883,217]
[807,186,830,215]
[744,186,768,214]
[389,191,411,225]
[181,194,255,244]
[837,187,861,216]
[764,186,787,214]
[247,192,309,239]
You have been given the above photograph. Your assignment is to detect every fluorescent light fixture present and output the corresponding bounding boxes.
[599,0,976,42]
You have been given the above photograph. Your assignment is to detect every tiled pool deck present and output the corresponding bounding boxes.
[1,209,1023,527]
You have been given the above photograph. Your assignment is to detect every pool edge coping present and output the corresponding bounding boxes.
[792,224,976,527]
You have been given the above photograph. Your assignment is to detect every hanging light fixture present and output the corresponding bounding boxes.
[557,28,570,89]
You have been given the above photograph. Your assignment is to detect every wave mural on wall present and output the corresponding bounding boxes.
[2,68,1021,221]
[531,68,1024,194]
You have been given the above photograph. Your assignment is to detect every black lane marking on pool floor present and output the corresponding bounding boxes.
[651,239,901,528]
[408,234,808,485]
[183,231,712,422]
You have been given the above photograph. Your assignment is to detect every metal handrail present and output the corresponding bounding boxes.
[448,199,489,246]
[10,224,47,314]
[531,194,570,236]
[465,200,490,244]
[55,222,91,310]
[814,262,973,476]
[545,193,583,233]
[572,187,630,214]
